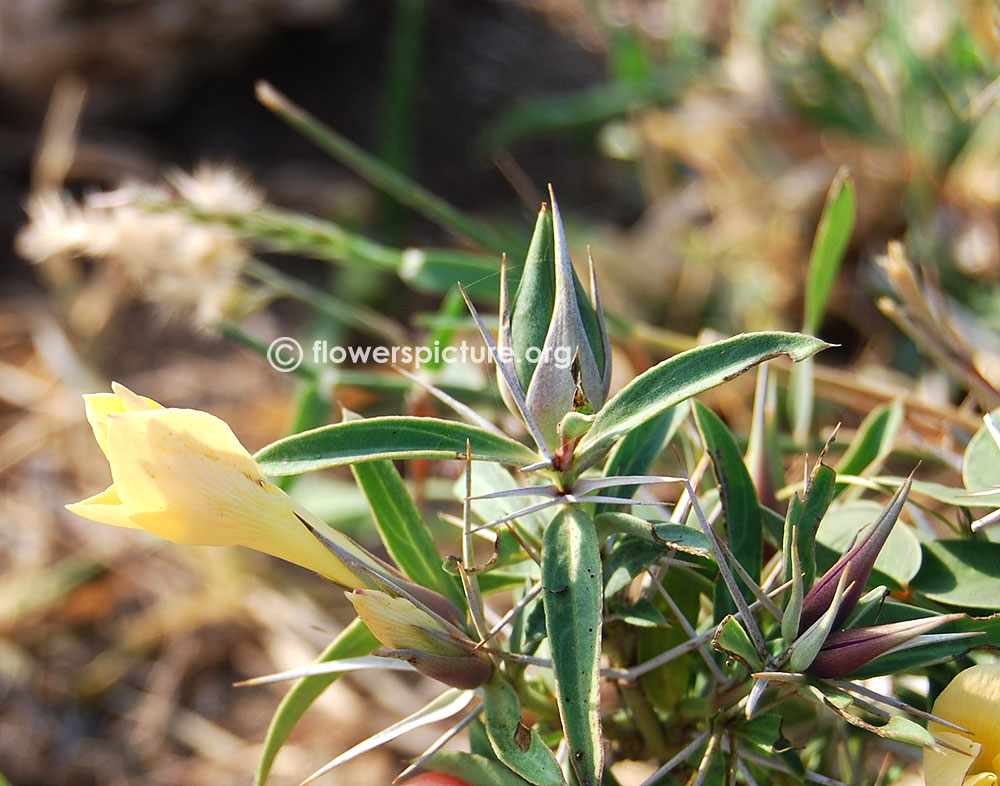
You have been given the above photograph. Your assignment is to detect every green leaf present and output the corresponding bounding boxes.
[964,408,1000,492]
[603,536,659,598]
[576,332,829,468]
[809,683,935,748]
[815,501,922,588]
[637,569,700,713]
[804,167,856,335]
[694,402,763,621]
[400,248,505,300]
[834,400,904,496]
[615,598,668,628]
[255,619,379,786]
[595,404,688,516]
[483,675,565,786]
[351,459,463,606]
[595,512,711,557]
[256,416,538,475]
[782,463,836,592]
[542,508,603,786]
[874,476,1000,508]
[712,615,763,672]
[739,714,785,749]
[791,168,854,442]
[911,540,1000,609]
[257,81,513,254]
[424,751,534,786]
[873,714,937,747]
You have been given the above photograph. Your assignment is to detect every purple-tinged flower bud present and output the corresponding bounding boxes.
[807,614,961,679]
[378,648,493,690]
[347,589,492,689]
[799,477,911,634]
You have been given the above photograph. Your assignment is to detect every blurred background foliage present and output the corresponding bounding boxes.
[1,0,999,784]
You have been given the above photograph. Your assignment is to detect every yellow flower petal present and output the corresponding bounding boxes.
[925,732,981,786]
[926,664,1000,786]
[83,383,162,458]
[64,484,142,530]
[105,407,359,584]
[69,384,384,588]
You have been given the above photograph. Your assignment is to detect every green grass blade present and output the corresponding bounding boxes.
[255,618,379,786]
[542,508,603,786]
[352,459,463,606]
[834,400,904,497]
[575,332,829,469]
[255,416,538,475]
[804,167,856,335]
[256,81,513,253]
[792,167,855,444]
[694,402,763,622]
[375,0,427,239]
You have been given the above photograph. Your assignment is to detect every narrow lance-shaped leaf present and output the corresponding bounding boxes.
[694,402,763,622]
[575,332,829,469]
[791,167,855,444]
[542,507,604,786]
[805,167,856,336]
[351,457,464,606]
[424,751,534,786]
[255,416,538,476]
[834,400,904,497]
[482,674,565,786]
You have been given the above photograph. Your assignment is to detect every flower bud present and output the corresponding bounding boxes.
[498,187,611,450]
[799,477,911,634]
[347,589,492,689]
[378,648,493,690]
[806,614,960,679]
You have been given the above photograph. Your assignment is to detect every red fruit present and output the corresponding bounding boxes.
[399,774,472,786]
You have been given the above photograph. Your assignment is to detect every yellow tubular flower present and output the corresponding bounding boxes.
[925,663,1000,786]
[67,382,374,587]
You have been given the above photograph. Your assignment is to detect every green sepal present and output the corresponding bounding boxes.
[510,204,556,392]
[782,462,836,593]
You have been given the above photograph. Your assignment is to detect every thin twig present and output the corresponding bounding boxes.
[686,479,769,659]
